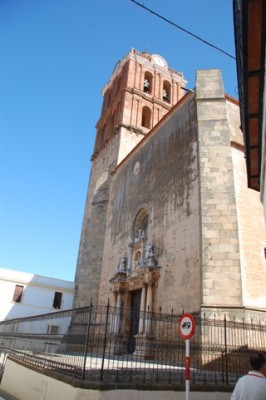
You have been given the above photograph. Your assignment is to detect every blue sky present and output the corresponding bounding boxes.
[0,0,237,281]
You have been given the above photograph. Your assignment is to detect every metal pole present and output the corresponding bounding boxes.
[185,339,190,400]
[82,300,93,380]
[100,299,110,382]
[224,314,228,384]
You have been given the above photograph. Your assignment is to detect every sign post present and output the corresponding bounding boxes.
[178,314,196,400]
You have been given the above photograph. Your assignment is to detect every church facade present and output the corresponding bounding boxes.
[74,49,266,328]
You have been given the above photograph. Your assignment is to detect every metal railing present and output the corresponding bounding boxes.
[0,303,265,386]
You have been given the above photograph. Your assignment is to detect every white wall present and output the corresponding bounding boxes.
[0,268,74,322]
[1,358,231,400]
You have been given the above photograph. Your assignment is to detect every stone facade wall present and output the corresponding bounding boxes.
[74,128,149,308]
[231,142,266,313]
[226,100,266,314]
[117,127,145,165]
[98,94,201,315]
[74,56,266,322]
[74,138,118,307]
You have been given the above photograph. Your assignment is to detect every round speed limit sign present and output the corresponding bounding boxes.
[178,313,196,339]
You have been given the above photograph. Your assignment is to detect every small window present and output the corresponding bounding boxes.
[47,325,60,334]
[12,285,24,303]
[53,291,62,309]
[263,246,266,261]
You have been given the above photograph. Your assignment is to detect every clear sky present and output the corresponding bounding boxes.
[0,0,237,282]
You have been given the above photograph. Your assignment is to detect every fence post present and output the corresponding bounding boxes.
[224,314,228,384]
[82,299,93,380]
[100,299,110,382]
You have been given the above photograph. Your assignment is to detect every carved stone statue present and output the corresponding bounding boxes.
[117,256,127,273]
[140,229,146,241]
[143,243,156,267]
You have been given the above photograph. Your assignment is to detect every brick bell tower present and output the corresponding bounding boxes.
[73,49,187,307]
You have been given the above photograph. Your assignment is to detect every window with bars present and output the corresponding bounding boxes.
[12,285,24,303]
[46,324,59,334]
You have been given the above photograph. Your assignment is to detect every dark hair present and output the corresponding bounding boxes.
[250,352,266,371]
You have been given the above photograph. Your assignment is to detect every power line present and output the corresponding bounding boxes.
[129,0,236,60]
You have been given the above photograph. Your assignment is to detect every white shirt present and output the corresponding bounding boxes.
[231,371,266,400]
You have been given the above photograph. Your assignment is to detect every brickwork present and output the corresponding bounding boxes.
[93,49,186,158]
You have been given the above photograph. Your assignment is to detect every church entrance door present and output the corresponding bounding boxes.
[128,289,141,353]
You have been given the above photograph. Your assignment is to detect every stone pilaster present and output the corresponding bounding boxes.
[196,69,243,310]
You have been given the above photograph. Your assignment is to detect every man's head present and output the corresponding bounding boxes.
[250,352,266,375]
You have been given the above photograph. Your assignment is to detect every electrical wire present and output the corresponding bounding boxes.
[129,0,236,60]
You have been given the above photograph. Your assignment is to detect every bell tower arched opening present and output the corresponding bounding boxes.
[163,80,171,103]
[141,106,151,129]
[143,71,153,94]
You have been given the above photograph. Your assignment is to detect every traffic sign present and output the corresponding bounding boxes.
[178,313,196,339]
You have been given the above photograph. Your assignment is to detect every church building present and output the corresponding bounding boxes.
[73,49,266,327]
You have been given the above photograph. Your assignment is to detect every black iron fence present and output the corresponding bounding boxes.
[0,303,265,386]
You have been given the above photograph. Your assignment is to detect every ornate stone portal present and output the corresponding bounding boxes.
[110,234,160,357]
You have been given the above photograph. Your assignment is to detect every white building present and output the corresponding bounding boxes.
[0,268,74,322]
